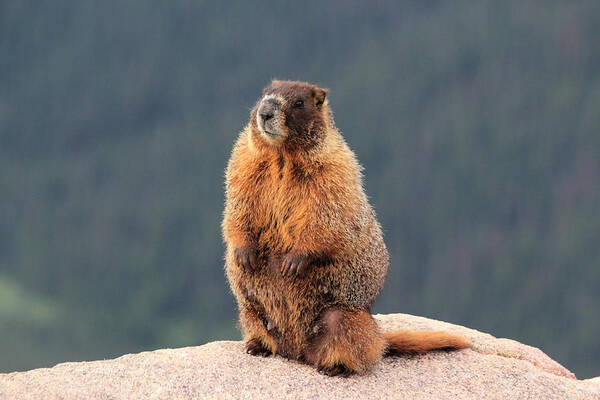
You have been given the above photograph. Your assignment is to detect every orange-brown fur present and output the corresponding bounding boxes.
[223,80,469,376]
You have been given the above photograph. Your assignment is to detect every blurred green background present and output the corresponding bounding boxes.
[1,1,599,378]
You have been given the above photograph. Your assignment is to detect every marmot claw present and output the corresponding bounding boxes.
[245,338,272,357]
[281,253,311,277]
[235,246,258,271]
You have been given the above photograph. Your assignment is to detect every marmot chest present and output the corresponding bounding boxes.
[248,161,312,254]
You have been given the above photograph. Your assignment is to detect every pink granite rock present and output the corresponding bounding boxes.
[1,313,598,400]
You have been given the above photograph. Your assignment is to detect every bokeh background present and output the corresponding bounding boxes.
[1,1,599,378]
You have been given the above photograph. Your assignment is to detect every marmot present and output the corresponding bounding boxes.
[223,80,469,376]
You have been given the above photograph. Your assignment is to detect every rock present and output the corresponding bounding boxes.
[585,377,600,385]
[1,313,598,400]
[374,313,577,379]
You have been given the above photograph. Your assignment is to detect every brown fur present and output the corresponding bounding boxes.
[223,80,469,376]
[383,330,470,355]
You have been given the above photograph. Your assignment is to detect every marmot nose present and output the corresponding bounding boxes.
[260,110,274,122]
[259,100,278,123]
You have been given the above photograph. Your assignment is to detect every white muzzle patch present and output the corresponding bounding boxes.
[256,94,286,143]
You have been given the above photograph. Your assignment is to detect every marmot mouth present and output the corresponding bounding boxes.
[263,129,282,137]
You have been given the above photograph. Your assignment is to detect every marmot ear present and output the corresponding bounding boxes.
[263,79,281,95]
[314,88,328,108]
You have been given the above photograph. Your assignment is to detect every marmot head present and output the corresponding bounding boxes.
[251,80,329,151]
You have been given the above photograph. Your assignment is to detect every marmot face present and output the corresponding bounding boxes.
[251,80,329,151]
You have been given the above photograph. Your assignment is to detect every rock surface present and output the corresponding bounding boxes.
[1,313,598,400]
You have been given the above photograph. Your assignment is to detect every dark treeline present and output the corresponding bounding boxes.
[1,1,599,377]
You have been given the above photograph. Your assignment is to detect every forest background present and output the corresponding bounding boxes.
[1,1,599,378]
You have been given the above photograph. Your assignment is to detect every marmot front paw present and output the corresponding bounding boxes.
[235,246,258,271]
[281,253,311,277]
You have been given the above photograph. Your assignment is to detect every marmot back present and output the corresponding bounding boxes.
[223,80,468,376]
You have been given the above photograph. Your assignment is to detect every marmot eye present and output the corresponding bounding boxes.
[293,100,304,108]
